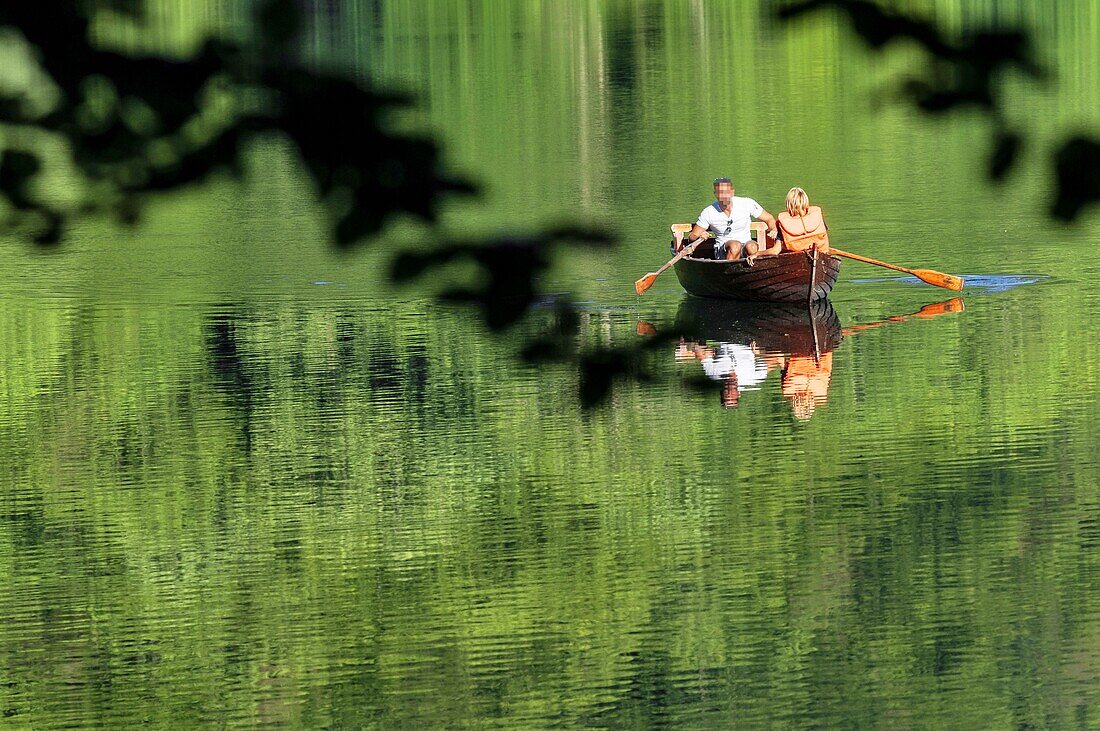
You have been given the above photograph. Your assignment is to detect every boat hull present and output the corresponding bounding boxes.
[673,249,840,302]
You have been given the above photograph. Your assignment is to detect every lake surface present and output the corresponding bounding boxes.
[2,1,1100,727]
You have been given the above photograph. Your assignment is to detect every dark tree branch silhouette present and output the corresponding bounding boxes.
[0,0,669,406]
[778,0,1100,220]
[0,0,475,245]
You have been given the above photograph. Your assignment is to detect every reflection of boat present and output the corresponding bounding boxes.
[654,295,964,419]
[674,246,841,302]
[675,298,843,356]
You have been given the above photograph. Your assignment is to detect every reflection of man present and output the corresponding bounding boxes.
[686,177,779,261]
[699,343,768,387]
[720,372,741,408]
[677,341,769,408]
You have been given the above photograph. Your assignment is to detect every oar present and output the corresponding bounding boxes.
[635,229,710,295]
[831,247,964,291]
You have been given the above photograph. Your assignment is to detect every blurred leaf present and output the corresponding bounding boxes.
[1051,137,1100,222]
[0,150,42,209]
[989,130,1022,181]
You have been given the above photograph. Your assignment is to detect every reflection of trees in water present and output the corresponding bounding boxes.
[200,304,452,460]
[202,303,447,457]
[204,307,257,451]
[0,296,1096,727]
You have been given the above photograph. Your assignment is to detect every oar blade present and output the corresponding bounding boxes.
[634,273,657,295]
[916,297,965,317]
[914,269,964,291]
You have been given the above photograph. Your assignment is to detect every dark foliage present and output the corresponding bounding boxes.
[0,0,472,244]
[989,130,1023,183]
[778,0,1044,112]
[519,302,689,407]
[778,0,1100,220]
[391,227,612,332]
[0,0,661,406]
[1051,137,1100,222]
[391,227,682,406]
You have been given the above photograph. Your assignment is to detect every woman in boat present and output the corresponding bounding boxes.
[776,187,830,254]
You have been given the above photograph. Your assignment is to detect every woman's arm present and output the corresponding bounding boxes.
[756,209,779,240]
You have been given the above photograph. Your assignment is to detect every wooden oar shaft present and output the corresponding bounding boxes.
[830,247,964,291]
[655,248,690,277]
[830,248,913,275]
[658,237,705,274]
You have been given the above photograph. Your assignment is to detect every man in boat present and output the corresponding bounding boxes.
[684,177,781,261]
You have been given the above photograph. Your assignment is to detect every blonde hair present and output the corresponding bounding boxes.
[790,392,816,421]
[785,187,810,217]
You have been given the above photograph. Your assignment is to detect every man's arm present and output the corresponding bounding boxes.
[756,208,778,237]
[755,209,782,255]
[688,224,710,242]
[676,224,711,252]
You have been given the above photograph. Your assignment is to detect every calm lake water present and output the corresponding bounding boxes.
[2,1,1100,728]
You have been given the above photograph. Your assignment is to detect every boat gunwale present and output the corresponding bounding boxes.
[677,251,841,267]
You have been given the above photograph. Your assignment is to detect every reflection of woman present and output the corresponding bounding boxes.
[781,352,833,420]
[776,187,829,253]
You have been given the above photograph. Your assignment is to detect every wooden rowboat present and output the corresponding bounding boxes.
[671,222,840,302]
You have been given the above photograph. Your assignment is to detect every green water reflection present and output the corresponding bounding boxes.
[2,1,1100,728]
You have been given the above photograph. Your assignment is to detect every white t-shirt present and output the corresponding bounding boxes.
[700,343,768,389]
[696,197,764,246]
